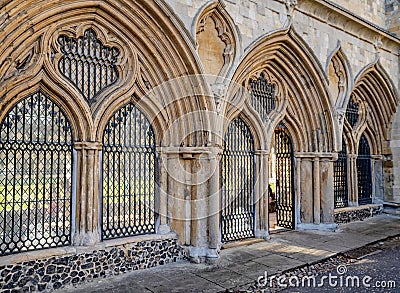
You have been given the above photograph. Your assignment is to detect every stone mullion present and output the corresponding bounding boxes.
[73,141,102,246]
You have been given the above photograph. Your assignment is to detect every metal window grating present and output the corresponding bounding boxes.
[334,138,349,208]
[250,73,276,121]
[0,90,74,255]
[357,134,372,205]
[58,28,119,104]
[102,103,157,240]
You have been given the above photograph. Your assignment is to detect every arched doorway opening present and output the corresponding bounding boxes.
[357,134,372,205]
[269,122,295,231]
[220,117,255,242]
[334,138,349,208]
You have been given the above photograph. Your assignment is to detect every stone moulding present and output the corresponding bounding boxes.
[0,234,184,292]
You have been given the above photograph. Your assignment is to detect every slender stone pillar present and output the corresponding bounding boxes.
[190,153,208,251]
[165,151,189,245]
[254,150,269,239]
[295,157,302,226]
[313,157,321,224]
[157,150,170,234]
[73,142,102,246]
[349,154,358,206]
[208,147,222,256]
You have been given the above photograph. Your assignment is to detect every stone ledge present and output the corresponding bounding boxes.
[383,201,400,215]
[334,204,383,224]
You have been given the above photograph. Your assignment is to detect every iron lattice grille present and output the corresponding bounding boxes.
[357,135,372,205]
[58,28,120,104]
[334,138,349,208]
[274,123,295,229]
[0,90,73,256]
[220,117,255,242]
[345,97,359,128]
[249,73,276,121]
[102,103,157,240]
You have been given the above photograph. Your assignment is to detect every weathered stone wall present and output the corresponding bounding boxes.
[294,10,398,89]
[386,0,400,35]
[333,0,386,26]
[165,0,399,91]
[0,238,184,292]
[334,205,384,223]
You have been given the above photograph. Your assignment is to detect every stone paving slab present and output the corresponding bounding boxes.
[57,214,400,293]
[193,268,253,289]
[224,261,271,280]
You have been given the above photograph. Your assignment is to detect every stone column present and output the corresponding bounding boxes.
[160,147,218,261]
[372,155,384,204]
[295,157,302,226]
[320,154,336,224]
[385,146,400,214]
[208,147,222,258]
[73,142,102,246]
[348,154,358,206]
[161,149,189,245]
[157,150,171,234]
[190,152,208,254]
[313,157,321,224]
[299,157,313,224]
[254,150,269,239]
[296,153,337,230]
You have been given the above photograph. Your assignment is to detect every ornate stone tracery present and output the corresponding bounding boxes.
[57,28,120,105]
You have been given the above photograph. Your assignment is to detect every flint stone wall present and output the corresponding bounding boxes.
[0,238,184,292]
[334,205,383,224]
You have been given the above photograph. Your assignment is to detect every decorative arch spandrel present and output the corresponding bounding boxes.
[194,0,241,79]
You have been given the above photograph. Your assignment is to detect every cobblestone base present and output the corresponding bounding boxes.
[0,238,184,292]
[334,205,383,224]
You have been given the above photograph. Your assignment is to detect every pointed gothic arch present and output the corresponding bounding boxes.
[229,27,335,153]
[352,60,398,153]
[0,0,212,147]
